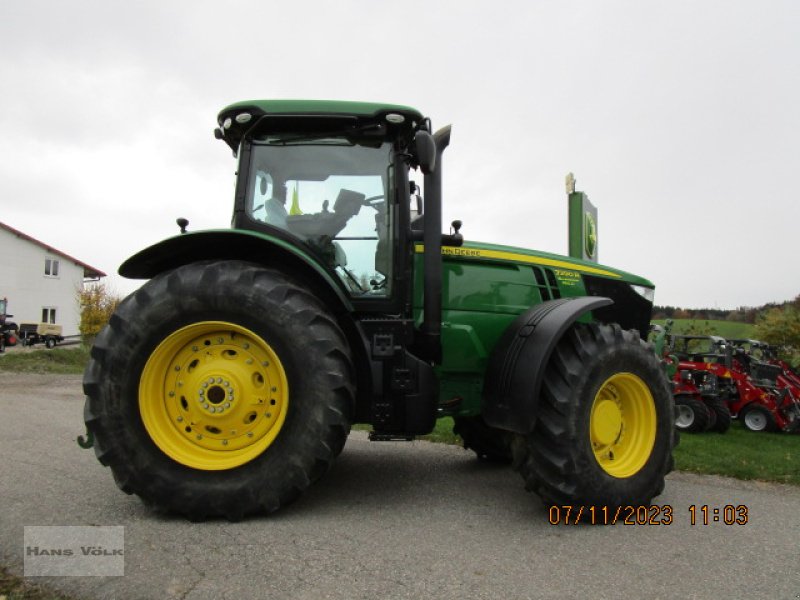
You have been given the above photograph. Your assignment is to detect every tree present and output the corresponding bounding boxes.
[755,299,800,366]
[79,282,121,342]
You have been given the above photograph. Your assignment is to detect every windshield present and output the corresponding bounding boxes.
[247,137,393,297]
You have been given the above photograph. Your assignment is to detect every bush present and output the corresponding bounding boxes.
[79,283,121,342]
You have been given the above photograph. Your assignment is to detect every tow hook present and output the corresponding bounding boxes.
[77,427,94,449]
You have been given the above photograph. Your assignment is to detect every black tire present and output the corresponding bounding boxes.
[674,395,710,433]
[45,337,56,349]
[453,416,512,463]
[707,398,732,433]
[83,260,355,520]
[739,403,778,433]
[511,323,675,508]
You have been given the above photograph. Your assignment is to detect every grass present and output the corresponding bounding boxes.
[651,318,757,339]
[0,346,90,374]
[674,421,799,485]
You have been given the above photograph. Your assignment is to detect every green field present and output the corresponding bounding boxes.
[0,346,89,374]
[651,319,757,339]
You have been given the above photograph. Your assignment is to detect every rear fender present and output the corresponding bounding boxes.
[481,296,613,434]
[119,230,353,312]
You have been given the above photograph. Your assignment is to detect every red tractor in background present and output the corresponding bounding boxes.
[666,335,800,433]
[0,297,19,353]
[726,339,800,432]
[666,335,731,433]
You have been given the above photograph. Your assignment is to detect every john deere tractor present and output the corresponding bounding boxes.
[83,100,674,520]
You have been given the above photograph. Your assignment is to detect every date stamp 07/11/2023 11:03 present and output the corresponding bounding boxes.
[547,504,749,526]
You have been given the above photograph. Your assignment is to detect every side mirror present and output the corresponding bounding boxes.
[414,131,436,175]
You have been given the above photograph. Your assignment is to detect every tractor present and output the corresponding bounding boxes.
[0,297,19,353]
[668,335,799,433]
[82,100,675,520]
[726,339,800,432]
[658,333,730,433]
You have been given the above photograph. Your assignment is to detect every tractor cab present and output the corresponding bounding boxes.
[216,100,442,302]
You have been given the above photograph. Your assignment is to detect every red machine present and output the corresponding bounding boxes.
[0,297,19,353]
[670,336,800,433]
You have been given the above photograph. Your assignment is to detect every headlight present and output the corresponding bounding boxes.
[630,284,655,303]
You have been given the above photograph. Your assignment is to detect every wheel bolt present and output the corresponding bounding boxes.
[243,343,250,350]
[247,432,254,438]
[246,359,253,365]
[177,416,183,422]
[192,346,198,352]
[168,391,175,397]
[174,365,180,371]
[262,361,269,367]
[224,402,231,409]
[196,434,203,440]
[222,439,228,446]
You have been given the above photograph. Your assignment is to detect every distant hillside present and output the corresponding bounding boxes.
[650,319,757,340]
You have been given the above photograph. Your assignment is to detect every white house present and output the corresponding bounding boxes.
[0,221,105,337]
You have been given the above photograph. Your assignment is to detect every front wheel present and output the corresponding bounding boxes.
[739,404,777,433]
[512,323,675,508]
[674,394,710,433]
[83,260,355,520]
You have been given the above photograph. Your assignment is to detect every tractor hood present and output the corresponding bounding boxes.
[419,240,654,288]
[414,239,655,338]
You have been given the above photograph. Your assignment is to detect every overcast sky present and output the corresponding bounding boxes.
[1,0,798,308]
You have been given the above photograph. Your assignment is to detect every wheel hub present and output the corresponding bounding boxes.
[675,404,695,428]
[591,399,623,446]
[140,322,289,470]
[590,373,657,478]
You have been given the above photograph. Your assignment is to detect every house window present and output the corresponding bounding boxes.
[45,258,60,277]
[42,307,57,324]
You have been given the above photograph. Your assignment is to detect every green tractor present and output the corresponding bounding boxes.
[83,100,674,520]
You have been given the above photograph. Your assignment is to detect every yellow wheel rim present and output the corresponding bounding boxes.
[590,372,656,478]
[139,321,289,470]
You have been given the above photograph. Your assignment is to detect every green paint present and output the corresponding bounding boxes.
[412,241,651,416]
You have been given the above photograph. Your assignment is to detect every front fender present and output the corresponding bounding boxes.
[481,296,613,434]
[119,229,353,312]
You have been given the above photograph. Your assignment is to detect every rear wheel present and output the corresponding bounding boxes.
[453,416,512,463]
[674,395,710,432]
[83,260,354,520]
[739,404,777,433]
[707,398,732,433]
[512,323,675,508]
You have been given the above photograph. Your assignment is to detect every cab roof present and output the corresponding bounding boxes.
[216,99,425,152]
